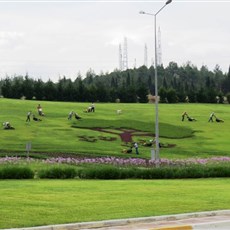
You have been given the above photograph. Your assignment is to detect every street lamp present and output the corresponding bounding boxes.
[140,0,172,160]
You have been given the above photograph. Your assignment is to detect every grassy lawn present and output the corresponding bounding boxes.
[0,179,229,229]
[1,99,230,229]
[0,98,230,159]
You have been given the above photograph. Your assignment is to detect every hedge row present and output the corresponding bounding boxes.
[0,164,230,179]
[78,164,230,179]
[38,167,76,179]
[0,166,34,179]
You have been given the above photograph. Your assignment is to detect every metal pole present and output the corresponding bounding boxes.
[154,14,160,160]
[139,0,172,160]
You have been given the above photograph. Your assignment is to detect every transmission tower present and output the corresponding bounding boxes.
[134,58,137,69]
[119,43,123,71]
[157,27,162,66]
[144,43,148,67]
[123,37,128,70]
[151,58,154,67]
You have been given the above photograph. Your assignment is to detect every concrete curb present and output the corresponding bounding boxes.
[6,210,230,230]
[151,220,230,230]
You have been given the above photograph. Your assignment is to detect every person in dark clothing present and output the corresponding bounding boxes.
[91,103,95,112]
[37,104,45,116]
[208,112,215,122]
[26,111,32,122]
[68,111,74,120]
[181,112,188,121]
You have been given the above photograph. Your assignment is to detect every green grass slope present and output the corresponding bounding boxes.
[1,179,230,229]
[0,98,229,159]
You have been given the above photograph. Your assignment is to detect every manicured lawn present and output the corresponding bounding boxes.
[1,99,230,229]
[0,179,230,229]
[1,98,230,159]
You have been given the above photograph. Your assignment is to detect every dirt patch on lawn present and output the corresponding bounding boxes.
[91,127,153,143]
[75,127,176,148]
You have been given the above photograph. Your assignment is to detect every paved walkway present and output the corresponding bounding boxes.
[80,210,230,230]
[7,210,230,230]
[84,213,230,229]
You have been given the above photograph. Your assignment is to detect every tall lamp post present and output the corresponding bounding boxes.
[140,0,172,160]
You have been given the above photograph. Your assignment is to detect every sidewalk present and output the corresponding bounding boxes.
[78,210,230,230]
[7,210,230,230]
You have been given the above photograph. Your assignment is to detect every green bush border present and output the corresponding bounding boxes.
[0,166,34,179]
[0,164,229,179]
[38,166,76,179]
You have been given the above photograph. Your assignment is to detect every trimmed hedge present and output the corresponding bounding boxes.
[0,166,34,179]
[78,164,230,179]
[38,166,76,179]
[0,164,229,179]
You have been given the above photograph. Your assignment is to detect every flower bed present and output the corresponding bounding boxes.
[1,156,230,167]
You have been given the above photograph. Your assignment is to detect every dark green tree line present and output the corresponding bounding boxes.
[0,62,230,103]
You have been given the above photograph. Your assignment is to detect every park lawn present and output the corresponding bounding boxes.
[0,178,230,229]
[0,98,230,159]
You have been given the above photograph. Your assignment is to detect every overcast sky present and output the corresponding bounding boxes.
[0,0,229,82]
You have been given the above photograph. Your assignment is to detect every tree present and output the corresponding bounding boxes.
[95,82,109,102]
[162,77,168,89]
[206,88,217,103]
[167,88,178,103]
[34,79,44,100]
[226,92,230,104]
[126,72,131,86]
[11,77,23,99]
[22,75,34,100]
[1,78,12,98]
[159,87,167,103]
[0,61,229,104]
[43,80,57,101]
[197,88,208,103]
[137,84,148,103]
[125,86,137,103]
[75,78,87,102]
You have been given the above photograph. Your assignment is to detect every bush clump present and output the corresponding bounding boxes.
[38,166,76,179]
[0,166,34,179]
[77,164,230,179]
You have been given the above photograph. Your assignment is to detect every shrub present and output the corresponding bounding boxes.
[38,166,76,179]
[78,164,230,179]
[0,166,34,179]
[79,165,120,179]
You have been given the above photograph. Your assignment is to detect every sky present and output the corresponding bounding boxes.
[0,0,230,82]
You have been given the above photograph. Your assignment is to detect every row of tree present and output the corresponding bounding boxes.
[1,61,230,103]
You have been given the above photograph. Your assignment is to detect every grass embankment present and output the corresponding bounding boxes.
[0,179,230,229]
[0,98,229,159]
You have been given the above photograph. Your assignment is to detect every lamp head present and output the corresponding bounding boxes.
[166,0,172,5]
[139,11,145,14]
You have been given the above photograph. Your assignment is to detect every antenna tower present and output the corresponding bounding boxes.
[119,43,123,71]
[134,58,136,69]
[123,37,128,70]
[144,43,148,67]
